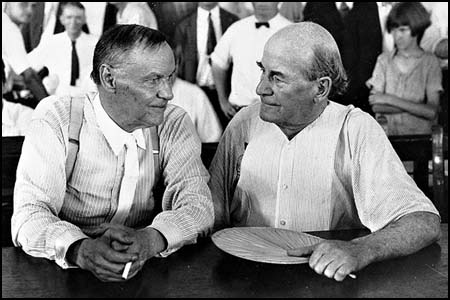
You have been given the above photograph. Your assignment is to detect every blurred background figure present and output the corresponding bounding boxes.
[28,2,98,97]
[218,2,253,19]
[366,2,442,136]
[174,2,239,129]
[2,2,49,107]
[2,59,33,137]
[170,76,223,143]
[150,2,198,48]
[110,2,158,29]
[303,2,384,116]
[211,2,291,124]
[278,2,305,23]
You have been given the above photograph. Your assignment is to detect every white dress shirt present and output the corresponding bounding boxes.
[92,94,146,225]
[2,12,31,76]
[210,102,439,231]
[12,93,213,269]
[2,99,34,137]
[171,78,223,143]
[28,32,98,97]
[211,13,291,107]
[196,5,222,87]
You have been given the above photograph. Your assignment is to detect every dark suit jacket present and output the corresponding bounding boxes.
[174,8,239,84]
[304,2,382,114]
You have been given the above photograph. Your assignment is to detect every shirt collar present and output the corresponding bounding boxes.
[92,93,146,156]
[253,13,284,28]
[197,5,220,19]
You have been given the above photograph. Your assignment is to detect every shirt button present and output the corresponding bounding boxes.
[280,220,286,226]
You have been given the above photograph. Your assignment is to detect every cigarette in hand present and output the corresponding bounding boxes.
[122,261,132,279]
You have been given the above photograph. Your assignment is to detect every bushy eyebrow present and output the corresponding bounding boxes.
[256,61,285,78]
[144,67,177,79]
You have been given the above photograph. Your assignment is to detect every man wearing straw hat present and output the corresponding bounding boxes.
[209,22,441,282]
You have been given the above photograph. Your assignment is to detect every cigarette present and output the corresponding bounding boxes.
[122,262,132,279]
[348,273,357,279]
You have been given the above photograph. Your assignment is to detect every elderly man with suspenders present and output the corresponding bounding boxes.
[12,25,213,282]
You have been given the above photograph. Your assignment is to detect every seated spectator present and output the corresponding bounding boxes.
[367,2,442,136]
[2,60,33,137]
[170,77,223,143]
[2,2,49,104]
[28,2,98,97]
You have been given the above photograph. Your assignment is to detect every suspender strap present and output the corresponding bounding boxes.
[150,126,160,184]
[65,96,85,181]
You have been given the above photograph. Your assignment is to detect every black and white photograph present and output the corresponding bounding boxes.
[2,2,447,298]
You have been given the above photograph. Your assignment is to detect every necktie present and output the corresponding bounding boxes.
[206,12,217,55]
[70,40,79,86]
[111,135,139,225]
[255,22,270,29]
[338,2,350,20]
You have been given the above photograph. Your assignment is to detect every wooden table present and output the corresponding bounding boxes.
[2,224,447,298]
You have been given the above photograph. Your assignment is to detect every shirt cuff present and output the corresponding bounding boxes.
[54,230,89,269]
[149,221,184,257]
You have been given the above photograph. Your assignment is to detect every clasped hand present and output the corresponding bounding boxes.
[287,239,370,282]
[75,223,164,282]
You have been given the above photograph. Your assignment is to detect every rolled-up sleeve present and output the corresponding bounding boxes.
[347,111,440,232]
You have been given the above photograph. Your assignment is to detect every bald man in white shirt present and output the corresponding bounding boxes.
[209,22,440,282]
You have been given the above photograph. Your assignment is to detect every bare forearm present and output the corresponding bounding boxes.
[211,65,230,104]
[372,104,403,114]
[352,212,441,265]
[385,94,438,120]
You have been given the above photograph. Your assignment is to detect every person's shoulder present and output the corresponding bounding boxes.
[32,95,73,126]
[162,104,190,122]
[219,7,239,22]
[227,15,254,31]
[341,104,383,138]
[227,103,261,131]
[421,51,441,65]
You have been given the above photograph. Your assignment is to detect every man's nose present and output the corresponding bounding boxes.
[157,80,174,101]
[256,75,272,96]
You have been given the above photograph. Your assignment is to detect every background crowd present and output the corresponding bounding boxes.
[2,2,448,139]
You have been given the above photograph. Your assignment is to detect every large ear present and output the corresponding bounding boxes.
[314,76,332,103]
[99,64,116,92]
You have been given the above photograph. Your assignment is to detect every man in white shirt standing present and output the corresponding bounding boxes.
[28,2,98,97]
[211,2,291,120]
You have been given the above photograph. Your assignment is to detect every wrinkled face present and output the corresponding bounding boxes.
[60,5,86,36]
[392,25,417,51]
[6,2,36,25]
[113,43,176,129]
[256,40,318,130]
